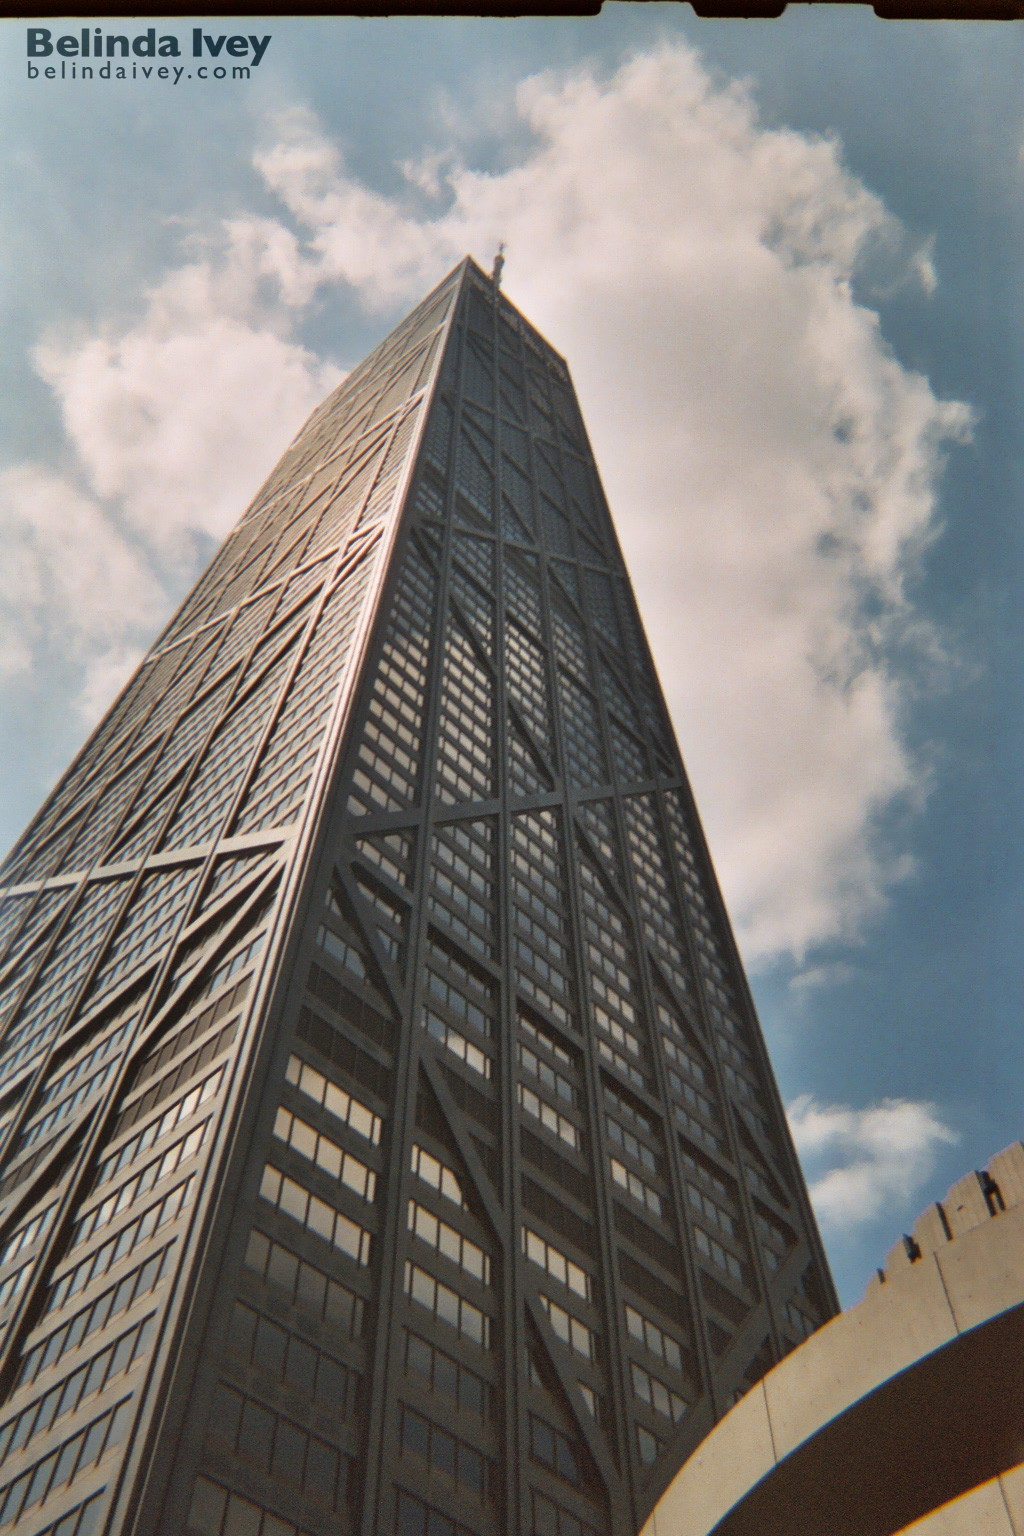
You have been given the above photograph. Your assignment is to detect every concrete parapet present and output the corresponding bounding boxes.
[640,1143,1024,1536]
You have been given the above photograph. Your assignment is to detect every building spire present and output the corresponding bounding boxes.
[491,241,506,287]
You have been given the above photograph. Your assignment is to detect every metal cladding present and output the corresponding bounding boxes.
[0,258,837,1536]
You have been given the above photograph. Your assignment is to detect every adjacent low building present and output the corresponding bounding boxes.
[641,1142,1024,1536]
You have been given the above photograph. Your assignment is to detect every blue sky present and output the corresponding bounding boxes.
[1,11,1022,1305]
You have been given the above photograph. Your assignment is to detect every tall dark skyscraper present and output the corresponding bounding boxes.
[0,258,836,1536]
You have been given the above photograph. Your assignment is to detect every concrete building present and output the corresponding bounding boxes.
[641,1142,1024,1536]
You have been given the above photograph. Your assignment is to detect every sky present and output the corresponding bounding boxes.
[1,9,1022,1307]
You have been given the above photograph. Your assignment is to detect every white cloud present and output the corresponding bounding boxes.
[6,42,972,962]
[788,1093,959,1228]
[33,224,341,569]
[0,465,164,722]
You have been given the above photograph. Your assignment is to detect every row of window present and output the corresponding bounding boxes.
[73,1122,207,1249]
[315,920,366,982]
[0,1314,154,1472]
[14,1057,118,1165]
[189,1475,313,1536]
[19,1244,172,1390]
[420,1008,491,1080]
[0,1200,55,1273]
[0,1396,131,1531]
[519,1083,578,1150]
[207,1382,350,1513]
[132,971,250,1094]
[630,1360,686,1424]
[394,1487,475,1536]
[519,1040,574,1107]
[411,1144,465,1209]
[522,1227,590,1302]
[284,1050,381,1144]
[530,1487,600,1536]
[18,1008,136,1146]
[226,1300,357,1415]
[357,829,413,889]
[404,1329,491,1423]
[399,1403,493,1502]
[528,1413,584,1490]
[96,1066,221,1193]
[624,1305,685,1375]
[609,1159,662,1219]
[404,1262,490,1349]
[597,1036,646,1094]
[538,1295,594,1362]
[258,1165,372,1269]
[47,1175,195,1316]
[604,1112,657,1174]
[88,866,199,1008]
[243,1229,364,1339]
[272,1107,376,1203]
[425,970,491,1039]
[407,1202,490,1286]
[112,1013,235,1143]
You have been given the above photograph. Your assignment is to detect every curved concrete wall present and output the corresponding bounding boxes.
[641,1144,1024,1536]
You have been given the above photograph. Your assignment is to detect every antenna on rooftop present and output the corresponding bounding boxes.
[491,243,506,288]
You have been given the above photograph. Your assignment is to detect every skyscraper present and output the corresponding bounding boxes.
[0,258,836,1536]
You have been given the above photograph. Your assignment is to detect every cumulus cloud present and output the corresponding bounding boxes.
[0,466,164,722]
[5,41,972,964]
[33,224,341,569]
[788,1093,959,1228]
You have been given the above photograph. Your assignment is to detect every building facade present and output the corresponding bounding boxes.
[0,258,835,1536]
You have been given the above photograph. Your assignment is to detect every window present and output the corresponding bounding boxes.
[407,1202,490,1285]
[399,1404,492,1500]
[259,1165,372,1267]
[537,1295,594,1361]
[410,1144,465,1208]
[624,1305,683,1374]
[404,1331,491,1421]
[243,1229,364,1338]
[522,1229,589,1301]
[273,1107,376,1202]
[404,1263,490,1348]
